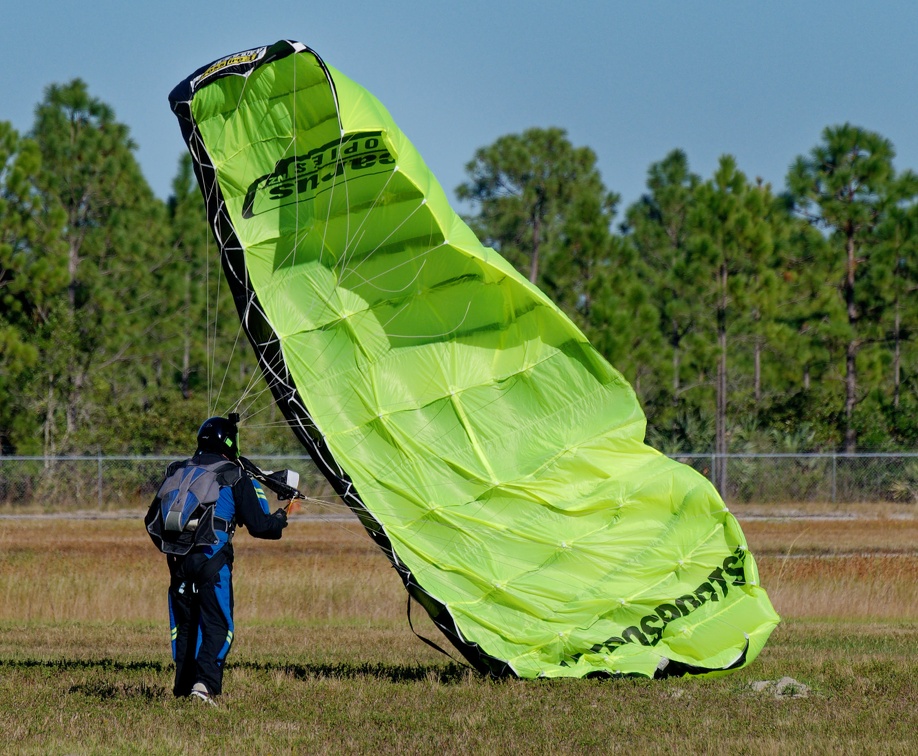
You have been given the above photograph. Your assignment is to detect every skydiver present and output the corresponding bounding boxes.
[145,415,288,705]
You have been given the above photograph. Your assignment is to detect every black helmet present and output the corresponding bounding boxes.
[197,416,240,458]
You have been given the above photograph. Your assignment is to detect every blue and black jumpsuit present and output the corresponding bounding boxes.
[164,451,287,697]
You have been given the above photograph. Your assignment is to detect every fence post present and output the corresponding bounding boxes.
[97,453,103,510]
[831,453,836,504]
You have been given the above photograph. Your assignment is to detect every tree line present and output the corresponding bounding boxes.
[2,80,917,457]
[458,127,918,466]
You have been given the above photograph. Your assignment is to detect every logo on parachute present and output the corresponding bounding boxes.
[559,547,751,667]
[191,47,267,90]
[242,131,395,219]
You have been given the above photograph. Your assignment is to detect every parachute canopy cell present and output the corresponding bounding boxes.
[169,40,779,678]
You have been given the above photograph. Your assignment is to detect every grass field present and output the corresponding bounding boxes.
[1,505,916,754]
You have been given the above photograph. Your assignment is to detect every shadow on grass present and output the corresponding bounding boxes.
[0,658,167,672]
[235,659,474,684]
[0,658,171,701]
[0,657,474,686]
[68,680,168,700]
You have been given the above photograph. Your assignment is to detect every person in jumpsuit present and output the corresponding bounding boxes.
[146,416,287,703]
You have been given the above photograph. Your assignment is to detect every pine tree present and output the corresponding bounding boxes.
[787,124,918,451]
[457,128,617,292]
[872,193,918,443]
[30,79,169,453]
[158,154,303,454]
[0,123,67,453]
[689,157,782,492]
[624,150,706,449]
[164,154,213,402]
[455,128,662,416]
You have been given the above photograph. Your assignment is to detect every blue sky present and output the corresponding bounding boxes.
[4,1,917,214]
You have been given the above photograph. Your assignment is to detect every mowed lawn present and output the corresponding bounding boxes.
[0,507,916,754]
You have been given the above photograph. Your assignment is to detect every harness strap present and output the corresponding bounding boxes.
[213,517,233,533]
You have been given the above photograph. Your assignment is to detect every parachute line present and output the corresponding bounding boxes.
[169,40,779,680]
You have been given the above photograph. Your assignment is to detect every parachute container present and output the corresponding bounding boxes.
[169,41,779,678]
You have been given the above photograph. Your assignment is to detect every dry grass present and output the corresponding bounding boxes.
[0,518,406,626]
[2,513,917,753]
[734,505,918,556]
[3,511,917,628]
[736,507,918,621]
[759,554,918,620]
[731,500,917,522]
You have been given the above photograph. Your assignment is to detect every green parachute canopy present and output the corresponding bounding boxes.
[169,40,779,678]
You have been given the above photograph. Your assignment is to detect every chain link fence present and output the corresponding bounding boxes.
[1,453,917,512]
[0,456,336,513]
[673,453,918,505]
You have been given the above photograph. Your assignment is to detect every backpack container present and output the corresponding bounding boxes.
[146,460,240,555]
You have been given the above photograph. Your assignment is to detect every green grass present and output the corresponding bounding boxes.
[1,621,917,754]
[1,519,916,754]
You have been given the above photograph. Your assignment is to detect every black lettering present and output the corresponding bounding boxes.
[622,626,650,646]
[592,636,625,654]
[350,154,377,171]
[640,614,664,645]
[656,603,681,623]
[675,594,702,615]
[600,551,751,651]
[274,154,297,178]
[708,567,728,598]
[287,155,306,176]
[269,183,294,201]
[239,131,388,217]
[242,173,272,218]
[695,582,718,603]
[723,553,746,584]
[263,172,285,188]
[297,173,319,194]
[310,147,338,169]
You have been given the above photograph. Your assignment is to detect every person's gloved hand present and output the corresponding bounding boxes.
[273,508,288,528]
